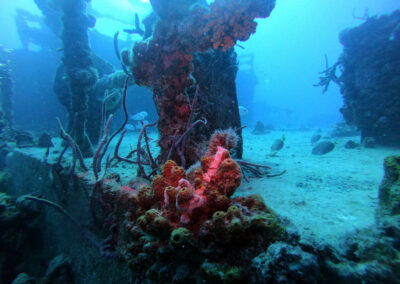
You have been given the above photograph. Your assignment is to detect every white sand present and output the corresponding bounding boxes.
[238,129,400,247]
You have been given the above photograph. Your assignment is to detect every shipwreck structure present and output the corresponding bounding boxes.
[125,0,276,167]
[316,10,400,145]
[4,1,400,284]
[0,47,14,142]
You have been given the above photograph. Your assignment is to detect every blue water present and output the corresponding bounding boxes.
[0,0,398,130]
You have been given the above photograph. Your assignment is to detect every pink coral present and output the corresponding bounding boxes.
[138,147,241,231]
[203,146,230,182]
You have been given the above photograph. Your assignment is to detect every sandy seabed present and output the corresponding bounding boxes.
[238,129,400,247]
[103,128,400,248]
[25,127,400,250]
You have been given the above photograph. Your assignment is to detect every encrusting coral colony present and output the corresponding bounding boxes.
[100,132,284,283]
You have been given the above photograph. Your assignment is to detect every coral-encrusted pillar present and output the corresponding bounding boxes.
[60,0,96,157]
[130,0,275,167]
[193,49,243,158]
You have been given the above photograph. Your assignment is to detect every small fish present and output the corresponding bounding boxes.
[130,111,148,121]
[312,141,335,155]
[124,124,135,131]
[239,106,248,116]
[271,137,285,152]
[103,89,122,113]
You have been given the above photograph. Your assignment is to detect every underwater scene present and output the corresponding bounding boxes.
[1,0,400,283]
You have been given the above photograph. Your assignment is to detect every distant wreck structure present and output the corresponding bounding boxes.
[316,10,400,145]
[60,0,97,157]
[51,0,129,156]
[0,47,14,141]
